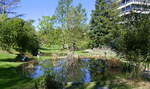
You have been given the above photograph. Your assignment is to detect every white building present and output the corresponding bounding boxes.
[118,0,150,16]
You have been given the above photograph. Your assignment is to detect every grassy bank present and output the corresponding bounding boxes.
[0,52,34,89]
[38,46,118,61]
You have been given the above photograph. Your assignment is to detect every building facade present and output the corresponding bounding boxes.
[118,0,150,16]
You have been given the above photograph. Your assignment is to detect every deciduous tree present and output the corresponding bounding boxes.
[0,18,39,54]
[0,0,21,17]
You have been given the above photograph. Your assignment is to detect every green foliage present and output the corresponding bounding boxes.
[54,0,73,49]
[0,17,39,54]
[0,14,7,22]
[0,18,20,49]
[37,0,89,50]
[64,24,90,50]
[54,0,89,50]
[35,75,63,89]
[64,5,87,50]
[89,0,120,48]
[47,29,62,46]
[38,16,55,31]
[116,14,150,62]
[38,16,62,46]
[65,4,87,29]
[55,0,73,28]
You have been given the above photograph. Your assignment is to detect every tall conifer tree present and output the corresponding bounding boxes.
[90,0,120,48]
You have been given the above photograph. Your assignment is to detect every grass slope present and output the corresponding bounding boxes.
[0,52,34,89]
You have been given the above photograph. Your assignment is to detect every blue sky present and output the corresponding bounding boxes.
[16,0,96,29]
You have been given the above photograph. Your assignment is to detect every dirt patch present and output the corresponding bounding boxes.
[116,78,150,89]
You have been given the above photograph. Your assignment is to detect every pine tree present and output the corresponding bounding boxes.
[89,0,120,48]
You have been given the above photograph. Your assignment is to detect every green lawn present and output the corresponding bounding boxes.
[0,52,34,89]
[39,46,92,59]
[39,46,118,61]
[0,52,16,60]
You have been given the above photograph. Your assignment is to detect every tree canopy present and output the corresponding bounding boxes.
[0,17,39,54]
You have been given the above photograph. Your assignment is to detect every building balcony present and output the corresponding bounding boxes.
[118,0,150,9]
[119,9,150,16]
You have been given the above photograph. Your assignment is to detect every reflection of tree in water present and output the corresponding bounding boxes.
[18,62,36,77]
[89,59,110,86]
[61,54,84,82]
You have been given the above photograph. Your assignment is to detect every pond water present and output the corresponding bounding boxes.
[19,58,132,89]
[16,56,150,89]
[28,59,109,82]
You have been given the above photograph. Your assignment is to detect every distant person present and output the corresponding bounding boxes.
[21,54,26,61]
[37,52,41,59]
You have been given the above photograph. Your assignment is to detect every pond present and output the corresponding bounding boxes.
[19,58,133,89]
[28,59,111,80]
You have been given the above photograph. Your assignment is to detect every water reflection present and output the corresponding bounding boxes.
[18,58,135,89]
[81,68,91,82]
[25,59,111,83]
[30,65,44,78]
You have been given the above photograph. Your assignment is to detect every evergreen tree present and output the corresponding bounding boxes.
[89,0,120,48]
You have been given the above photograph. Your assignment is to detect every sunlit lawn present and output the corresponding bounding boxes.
[0,52,34,89]
[40,45,92,57]
[39,45,118,61]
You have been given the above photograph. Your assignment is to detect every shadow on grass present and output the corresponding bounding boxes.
[0,66,34,89]
[40,47,51,50]
[65,82,132,89]
[0,54,35,89]
[0,58,16,62]
[40,47,60,51]
[0,54,33,62]
[40,46,62,51]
